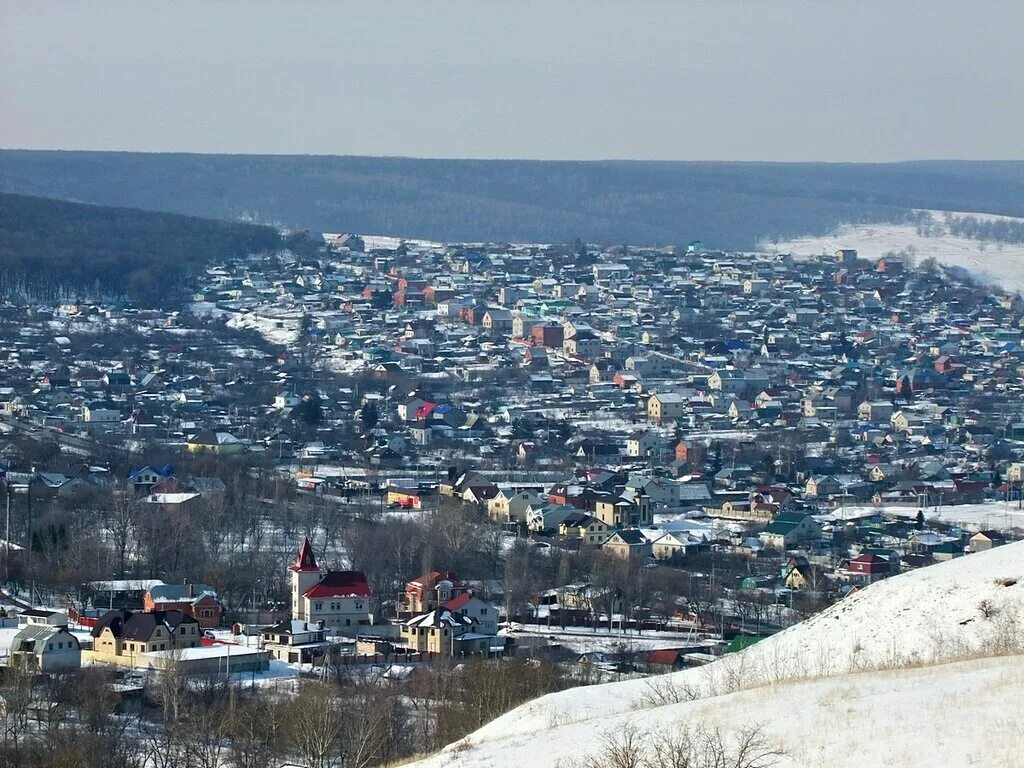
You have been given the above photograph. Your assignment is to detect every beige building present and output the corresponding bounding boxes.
[401,608,493,657]
[559,513,610,545]
[88,609,201,663]
[487,489,543,524]
[647,393,686,422]
[600,530,651,559]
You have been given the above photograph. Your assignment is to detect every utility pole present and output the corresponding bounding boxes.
[4,482,9,583]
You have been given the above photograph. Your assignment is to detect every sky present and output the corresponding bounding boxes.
[2,0,1022,162]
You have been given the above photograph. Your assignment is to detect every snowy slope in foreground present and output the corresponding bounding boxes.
[414,655,1024,768]
[766,209,1024,293]
[413,541,1024,767]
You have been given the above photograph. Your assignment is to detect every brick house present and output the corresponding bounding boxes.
[143,581,223,629]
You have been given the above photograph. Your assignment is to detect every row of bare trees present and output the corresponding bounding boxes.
[0,653,569,768]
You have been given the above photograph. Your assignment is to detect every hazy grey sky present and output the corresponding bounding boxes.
[2,0,1022,161]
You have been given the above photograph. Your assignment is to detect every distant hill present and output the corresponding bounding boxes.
[3,151,1024,250]
[0,193,282,306]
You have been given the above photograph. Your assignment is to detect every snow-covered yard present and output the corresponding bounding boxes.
[835,502,1024,533]
[507,623,712,655]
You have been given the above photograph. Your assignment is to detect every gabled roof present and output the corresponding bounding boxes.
[263,619,325,636]
[149,583,218,604]
[442,592,474,611]
[404,608,475,629]
[607,529,649,546]
[406,571,463,595]
[91,609,197,641]
[303,571,371,599]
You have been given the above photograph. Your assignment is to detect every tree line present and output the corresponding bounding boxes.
[0,193,287,307]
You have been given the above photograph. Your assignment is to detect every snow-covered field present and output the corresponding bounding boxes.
[411,540,1024,768]
[836,502,1024,533]
[767,209,1024,293]
[509,623,710,655]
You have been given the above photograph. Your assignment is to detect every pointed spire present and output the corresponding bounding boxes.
[289,537,320,572]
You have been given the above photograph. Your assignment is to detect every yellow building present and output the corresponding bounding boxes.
[186,430,246,454]
[401,608,492,657]
[87,609,201,664]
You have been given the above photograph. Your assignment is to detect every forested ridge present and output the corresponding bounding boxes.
[3,151,1024,250]
[0,193,282,306]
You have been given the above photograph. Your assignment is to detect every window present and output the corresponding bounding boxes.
[160,644,166,650]
[315,602,322,611]
[481,609,487,615]
[180,627,186,635]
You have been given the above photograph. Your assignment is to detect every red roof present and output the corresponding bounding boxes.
[647,649,682,665]
[303,571,371,599]
[415,402,438,419]
[442,592,472,611]
[289,537,320,572]
[849,554,889,573]
[406,571,462,597]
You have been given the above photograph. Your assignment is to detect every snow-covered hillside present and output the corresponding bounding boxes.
[767,209,1024,293]
[412,541,1024,768]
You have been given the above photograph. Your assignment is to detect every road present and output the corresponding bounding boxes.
[0,413,126,456]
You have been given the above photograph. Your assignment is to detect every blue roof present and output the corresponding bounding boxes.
[128,464,174,480]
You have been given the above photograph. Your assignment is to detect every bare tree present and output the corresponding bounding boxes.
[281,681,345,768]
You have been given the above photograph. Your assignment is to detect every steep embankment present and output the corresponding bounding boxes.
[413,541,1024,767]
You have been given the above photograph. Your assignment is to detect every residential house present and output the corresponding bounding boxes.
[487,489,544,524]
[650,532,701,561]
[88,609,201,661]
[559,512,610,545]
[9,624,81,672]
[969,530,1007,553]
[401,571,467,616]
[759,512,821,550]
[143,582,223,629]
[401,608,498,657]
[601,529,652,559]
[289,538,372,634]
[186,431,245,454]
[260,619,329,663]
[648,393,687,422]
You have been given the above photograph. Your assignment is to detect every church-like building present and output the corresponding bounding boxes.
[289,538,372,635]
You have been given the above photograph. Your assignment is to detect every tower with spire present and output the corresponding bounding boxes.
[289,537,323,620]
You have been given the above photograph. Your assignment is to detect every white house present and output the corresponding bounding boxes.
[83,402,121,423]
[9,624,82,671]
[289,538,372,635]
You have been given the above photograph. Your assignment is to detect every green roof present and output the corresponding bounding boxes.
[727,635,768,654]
